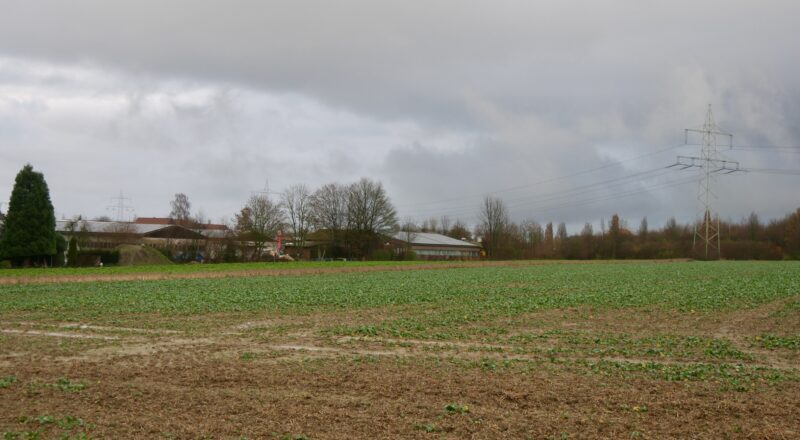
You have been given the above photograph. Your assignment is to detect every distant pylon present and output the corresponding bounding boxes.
[668,105,739,259]
[107,191,133,222]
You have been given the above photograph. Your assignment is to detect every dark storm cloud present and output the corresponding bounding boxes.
[0,1,798,226]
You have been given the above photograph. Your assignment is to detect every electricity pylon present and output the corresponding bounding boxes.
[668,105,739,259]
[107,191,133,222]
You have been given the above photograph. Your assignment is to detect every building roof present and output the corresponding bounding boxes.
[134,217,172,225]
[135,217,228,231]
[57,220,161,234]
[392,232,480,248]
[56,220,205,239]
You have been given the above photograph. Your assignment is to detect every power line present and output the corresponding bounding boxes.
[448,173,702,222]
[516,174,701,216]
[402,167,678,220]
[743,167,800,175]
[731,147,800,155]
[396,143,683,209]
[502,168,672,209]
[733,144,800,150]
[401,165,672,218]
[405,166,727,229]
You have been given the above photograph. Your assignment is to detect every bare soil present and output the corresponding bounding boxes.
[1,301,798,439]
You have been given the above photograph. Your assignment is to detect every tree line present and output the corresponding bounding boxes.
[475,196,800,260]
[168,178,399,261]
[2,164,799,266]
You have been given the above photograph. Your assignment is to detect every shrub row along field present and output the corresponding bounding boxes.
[0,260,799,439]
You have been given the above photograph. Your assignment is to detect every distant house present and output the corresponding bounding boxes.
[133,217,278,260]
[388,232,481,260]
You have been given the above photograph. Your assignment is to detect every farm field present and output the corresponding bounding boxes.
[0,260,798,439]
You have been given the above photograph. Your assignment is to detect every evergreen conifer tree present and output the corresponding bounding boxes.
[67,236,79,267]
[0,164,57,266]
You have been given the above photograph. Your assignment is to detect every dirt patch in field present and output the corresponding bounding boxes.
[2,292,797,439]
[0,259,689,285]
[0,329,119,340]
[1,347,797,439]
[716,296,800,338]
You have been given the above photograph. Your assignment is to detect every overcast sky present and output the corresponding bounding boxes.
[1,0,798,231]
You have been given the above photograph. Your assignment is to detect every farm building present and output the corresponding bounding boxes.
[56,218,282,262]
[388,232,481,260]
[56,219,211,254]
[284,230,483,261]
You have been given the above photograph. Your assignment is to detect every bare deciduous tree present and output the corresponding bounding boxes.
[609,213,621,258]
[235,194,284,260]
[639,217,649,241]
[398,217,418,259]
[521,219,543,256]
[281,184,312,248]
[347,178,398,233]
[194,209,208,226]
[346,178,398,256]
[544,222,554,255]
[170,193,191,222]
[557,222,568,242]
[310,183,349,254]
[425,217,438,233]
[479,196,509,258]
[439,216,451,235]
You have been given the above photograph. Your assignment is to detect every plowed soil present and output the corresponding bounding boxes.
[2,304,798,439]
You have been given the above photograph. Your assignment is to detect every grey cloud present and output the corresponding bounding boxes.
[0,1,798,226]
[2,1,798,126]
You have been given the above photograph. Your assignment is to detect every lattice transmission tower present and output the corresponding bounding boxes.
[107,191,134,222]
[669,105,740,259]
